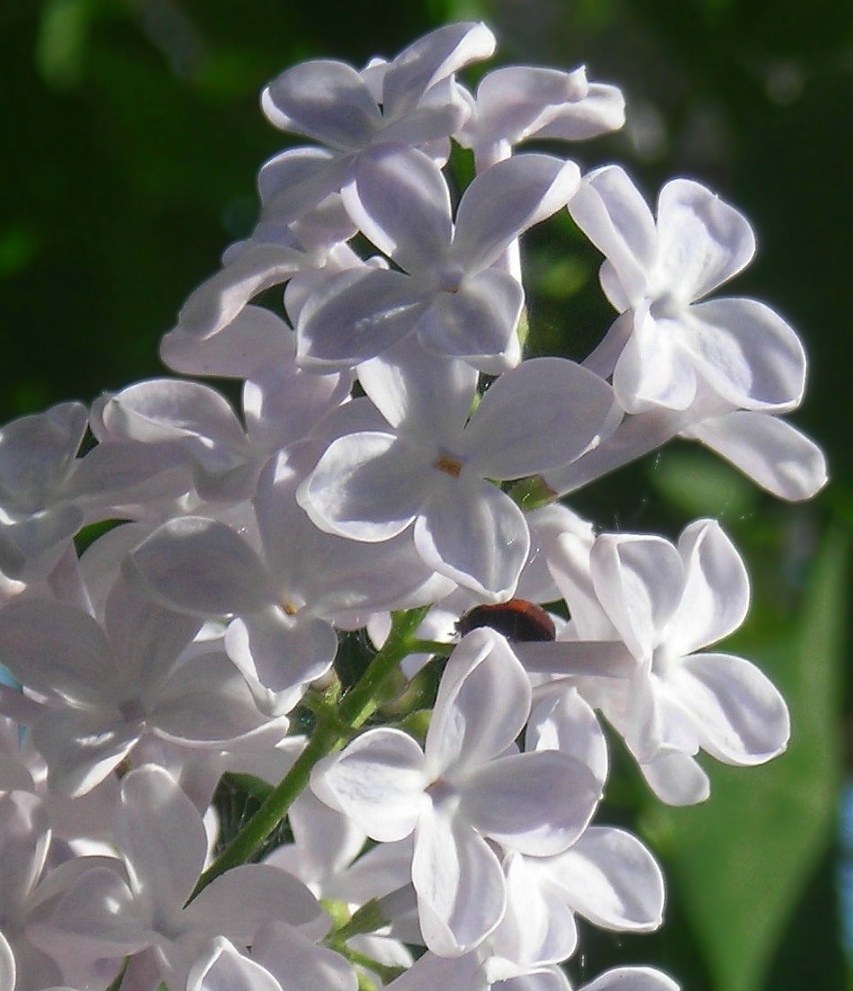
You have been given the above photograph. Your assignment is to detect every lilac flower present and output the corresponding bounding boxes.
[299,339,618,598]
[311,629,602,956]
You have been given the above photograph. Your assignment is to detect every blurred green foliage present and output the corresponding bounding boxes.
[1,1,851,988]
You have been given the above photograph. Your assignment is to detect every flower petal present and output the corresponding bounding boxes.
[672,652,790,764]
[262,60,380,148]
[684,410,828,500]
[412,808,506,955]
[311,727,428,841]
[415,475,529,599]
[655,178,755,302]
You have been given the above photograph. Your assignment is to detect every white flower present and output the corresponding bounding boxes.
[547,518,790,804]
[311,629,601,956]
[296,147,580,372]
[569,166,806,416]
[298,339,618,598]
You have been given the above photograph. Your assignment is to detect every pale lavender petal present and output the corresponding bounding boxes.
[298,431,428,540]
[117,765,207,906]
[173,244,304,341]
[453,155,580,273]
[412,808,506,955]
[297,267,427,367]
[262,60,380,148]
[465,751,600,855]
[343,145,452,272]
[569,166,657,306]
[546,826,664,930]
[671,652,790,764]
[666,520,749,656]
[311,728,428,841]
[381,22,495,119]
[415,475,529,599]
[0,598,118,705]
[414,268,523,371]
[580,966,680,991]
[427,628,530,776]
[684,410,828,500]
[684,297,806,409]
[655,179,755,302]
[463,357,618,477]
[590,534,685,662]
[130,517,277,617]
[33,710,139,797]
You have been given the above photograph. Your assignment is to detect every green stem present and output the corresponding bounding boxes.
[189,606,430,900]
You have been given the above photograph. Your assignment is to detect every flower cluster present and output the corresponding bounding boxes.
[0,21,826,991]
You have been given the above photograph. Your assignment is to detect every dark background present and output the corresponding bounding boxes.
[1,1,851,988]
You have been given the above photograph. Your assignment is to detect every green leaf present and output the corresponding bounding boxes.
[643,525,847,991]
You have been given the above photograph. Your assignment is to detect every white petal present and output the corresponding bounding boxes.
[639,746,710,806]
[381,22,495,119]
[0,598,118,705]
[344,145,452,272]
[298,431,427,541]
[33,710,139,797]
[666,519,749,656]
[672,652,790,764]
[427,628,531,775]
[528,688,609,788]
[683,298,806,409]
[463,357,618,477]
[189,864,324,941]
[465,750,600,855]
[494,851,578,967]
[161,305,291,378]
[590,534,685,662]
[547,826,664,930]
[357,334,478,437]
[253,922,358,991]
[187,938,281,991]
[569,166,657,306]
[262,59,380,148]
[655,178,755,302]
[117,764,207,906]
[415,269,524,369]
[412,808,506,955]
[0,934,14,991]
[415,476,529,599]
[130,517,277,617]
[174,244,304,341]
[580,966,680,991]
[311,728,428,841]
[225,610,337,697]
[684,410,828,500]
[613,309,698,413]
[297,267,426,367]
[453,155,580,273]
